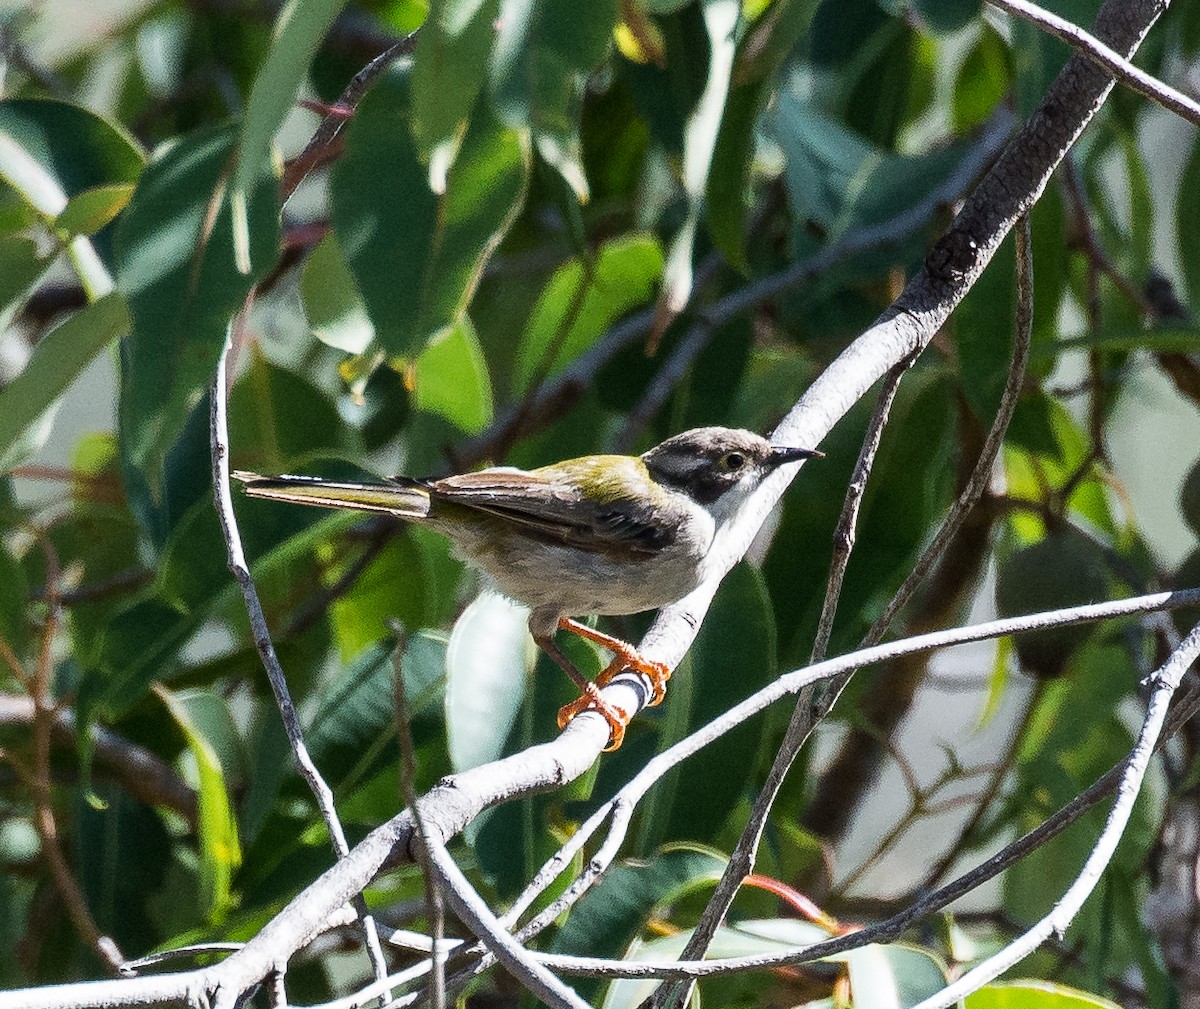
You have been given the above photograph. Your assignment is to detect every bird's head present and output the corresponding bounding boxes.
[641,426,822,521]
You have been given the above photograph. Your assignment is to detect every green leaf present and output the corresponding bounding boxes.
[445,593,533,771]
[965,982,1122,1009]
[655,563,776,846]
[233,0,346,270]
[843,942,949,1008]
[0,543,28,660]
[705,0,820,269]
[330,535,437,659]
[407,318,493,434]
[331,66,528,357]
[953,24,1012,133]
[0,99,143,203]
[913,0,979,33]
[1179,133,1200,312]
[0,293,130,474]
[116,120,281,501]
[488,0,619,200]
[0,233,51,329]
[299,232,374,353]
[228,350,353,471]
[0,98,143,298]
[305,643,401,792]
[553,845,726,1003]
[658,0,739,316]
[156,685,243,921]
[411,0,501,157]
[54,183,136,237]
[513,234,663,394]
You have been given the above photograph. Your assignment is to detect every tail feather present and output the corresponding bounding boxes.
[232,471,431,519]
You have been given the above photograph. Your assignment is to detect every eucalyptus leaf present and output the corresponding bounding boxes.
[55,183,136,237]
[411,0,500,158]
[488,0,618,200]
[299,232,374,354]
[413,319,495,435]
[965,982,1122,1009]
[116,121,280,502]
[233,0,346,269]
[513,234,663,394]
[705,83,769,272]
[445,592,533,772]
[156,685,243,921]
[330,66,527,356]
[0,293,130,474]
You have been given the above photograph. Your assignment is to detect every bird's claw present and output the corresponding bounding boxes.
[557,691,630,751]
[596,655,671,707]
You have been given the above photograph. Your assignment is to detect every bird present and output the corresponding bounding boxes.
[234,426,821,749]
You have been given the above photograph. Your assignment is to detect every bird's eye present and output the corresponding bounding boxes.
[723,452,746,471]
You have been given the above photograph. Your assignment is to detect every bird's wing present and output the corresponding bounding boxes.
[430,462,676,556]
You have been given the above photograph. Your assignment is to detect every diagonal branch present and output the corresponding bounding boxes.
[988,0,1200,128]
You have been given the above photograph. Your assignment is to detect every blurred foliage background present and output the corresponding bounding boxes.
[1,0,1199,1005]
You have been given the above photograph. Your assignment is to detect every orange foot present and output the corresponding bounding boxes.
[557,687,630,751]
[559,618,673,707]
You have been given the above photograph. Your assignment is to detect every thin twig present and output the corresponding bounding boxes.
[26,541,125,973]
[863,214,1034,647]
[390,627,444,1009]
[281,32,418,201]
[812,356,917,664]
[987,0,1200,128]
[210,327,390,991]
[422,832,592,1009]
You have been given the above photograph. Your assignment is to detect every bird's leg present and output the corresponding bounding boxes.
[531,626,630,752]
[558,618,672,707]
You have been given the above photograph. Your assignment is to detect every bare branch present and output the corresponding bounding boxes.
[209,328,390,992]
[422,832,592,1009]
[988,0,1200,128]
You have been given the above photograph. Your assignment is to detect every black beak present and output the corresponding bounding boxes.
[769,445,824,467]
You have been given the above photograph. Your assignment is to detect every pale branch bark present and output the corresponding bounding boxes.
[423,831,591,1009]
[650,0,1169,996]
[988,0,1200,128]
[209,333,390,992]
